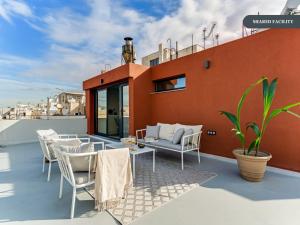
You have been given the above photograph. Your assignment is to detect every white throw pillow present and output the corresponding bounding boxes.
[157,123,175,141]
[58,142,95,172]
[69,143,95,172]
[175,124,203,146]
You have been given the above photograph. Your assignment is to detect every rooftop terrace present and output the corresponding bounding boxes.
[1,142,300,225]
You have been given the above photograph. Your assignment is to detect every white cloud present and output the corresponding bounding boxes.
[0,0,32,23]
[0,54,36,67]
[138,0,285,55]
[0,0,287,107]
[22,0,154,82]
[24,0,284,83]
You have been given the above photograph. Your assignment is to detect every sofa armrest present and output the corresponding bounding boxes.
[181,132,201,150]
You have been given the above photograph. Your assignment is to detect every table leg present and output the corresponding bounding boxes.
[153,150,155,172]
[133,155,136,179]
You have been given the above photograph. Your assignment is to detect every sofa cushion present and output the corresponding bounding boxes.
[145,125,160,139]
[55,141,95,172]
[181,128,193,146]
[155,139,182,151]
[49,139,82,159]
[69,143,95,172]
[175,124,203,146]
[172,128,184,144]
[157,123,175,141]
[174,124,203,135]
[53,139,82,153]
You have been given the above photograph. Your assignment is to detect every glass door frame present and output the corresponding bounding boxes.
[94,81,129,139]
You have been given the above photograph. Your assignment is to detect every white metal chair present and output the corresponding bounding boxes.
[36,129,89,181]
[53,142,104,219]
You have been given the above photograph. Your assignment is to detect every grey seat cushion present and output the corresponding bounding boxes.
[155,140,182,151]
[139,138,197,151]
[74,172,95,185]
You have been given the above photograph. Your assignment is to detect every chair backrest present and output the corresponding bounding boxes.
[53,145,97,186]
[37,133,52,160]
[36,129,58,139]
[54,147,76,186]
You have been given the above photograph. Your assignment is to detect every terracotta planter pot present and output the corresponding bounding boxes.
[233,149,272,182]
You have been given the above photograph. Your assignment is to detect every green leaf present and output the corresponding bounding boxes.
[246,122,261,137]
[266,102,300,126]
[220,111,245,145]
[262,78,269,105]
[267,78,277,106]
[237,77,267,128]
[247,140,257,154]
[264,78,278,118]
[220,111,238,126]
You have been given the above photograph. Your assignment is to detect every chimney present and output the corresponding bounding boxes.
[122,37,136,64]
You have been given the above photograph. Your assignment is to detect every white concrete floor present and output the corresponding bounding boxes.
[1,143,300,225]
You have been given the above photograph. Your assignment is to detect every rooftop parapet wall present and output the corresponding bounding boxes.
[0,118,87,146]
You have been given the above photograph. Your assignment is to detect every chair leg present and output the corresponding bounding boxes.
[197,149,200,164]
[47,161,52,182]
[59,174,63,199]
[70,187,76,219]
[42,157,45,173]
[181,152,184,170]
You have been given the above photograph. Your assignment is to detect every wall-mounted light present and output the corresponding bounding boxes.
[203,60,210,69]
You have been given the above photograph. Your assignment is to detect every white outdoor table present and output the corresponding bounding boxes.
[105,143,155,178]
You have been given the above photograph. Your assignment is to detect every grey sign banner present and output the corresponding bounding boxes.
[243,15,300,28]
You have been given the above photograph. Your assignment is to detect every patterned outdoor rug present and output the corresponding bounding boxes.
[104,153,217,225]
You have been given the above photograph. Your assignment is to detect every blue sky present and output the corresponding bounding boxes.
[0,0,285,107]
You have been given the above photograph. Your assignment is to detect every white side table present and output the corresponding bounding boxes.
[105,143,155,178]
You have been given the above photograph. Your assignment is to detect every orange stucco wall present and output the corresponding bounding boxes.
[83,29,300,172]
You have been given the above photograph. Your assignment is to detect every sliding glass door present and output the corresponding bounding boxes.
[95,83,129,139]
[97,89,107,135]
[121,84,129,138]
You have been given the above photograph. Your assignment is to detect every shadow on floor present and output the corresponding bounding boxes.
[150,150,300,202]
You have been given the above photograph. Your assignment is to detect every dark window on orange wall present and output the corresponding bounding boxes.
[154,75,186,92]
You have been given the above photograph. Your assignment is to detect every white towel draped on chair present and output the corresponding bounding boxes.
[94,148,133,211]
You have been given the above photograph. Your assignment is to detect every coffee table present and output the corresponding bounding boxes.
[105,143,155,178]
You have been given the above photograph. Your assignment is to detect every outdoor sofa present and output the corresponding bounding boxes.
[136,123,203,170]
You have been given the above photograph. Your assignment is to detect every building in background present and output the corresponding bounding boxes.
[55,91,85,116]
[0,91,85,119]
[142,43,202,67]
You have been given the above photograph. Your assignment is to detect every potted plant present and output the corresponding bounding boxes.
[221,77,300,182]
